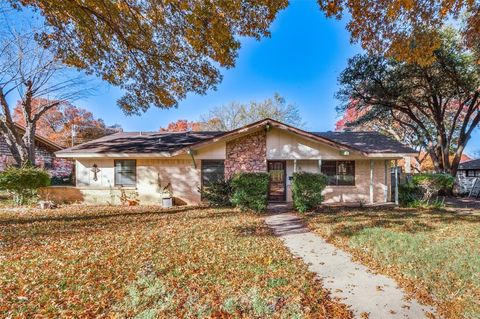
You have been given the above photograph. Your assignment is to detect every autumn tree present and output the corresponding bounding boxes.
[159,120,202,132]
[13,99,121,147]
[7,0,288,114]
[0,28,90,166]
[336,103,430,170]
[201,93,303,131]
[317,0,480,64]
[337,30,480,177]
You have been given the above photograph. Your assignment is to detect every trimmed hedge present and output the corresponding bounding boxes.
[200,179,234,207]
[0,166,51,205]
[231,172,269,213]
[291,172,328,213]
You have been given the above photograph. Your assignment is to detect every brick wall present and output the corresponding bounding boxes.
[0,136,73,177]
[225,130,267,178]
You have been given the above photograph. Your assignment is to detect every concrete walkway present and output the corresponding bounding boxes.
[265,213,436,319]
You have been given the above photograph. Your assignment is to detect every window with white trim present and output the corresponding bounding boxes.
[114,160,136,186]
[321,160,355,186]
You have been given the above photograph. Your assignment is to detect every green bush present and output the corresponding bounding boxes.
[231,172,269,213]
[0,166,51,205]
[399,173,454,208]
[398,182,422,206]
[200,179,234,207]
[411,173,454,198]
[291,172,328,213]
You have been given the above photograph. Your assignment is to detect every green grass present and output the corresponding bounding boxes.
[304,208,480,319]
[0,205,351,318]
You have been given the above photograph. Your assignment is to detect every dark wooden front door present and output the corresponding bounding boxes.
[268,161,286,201]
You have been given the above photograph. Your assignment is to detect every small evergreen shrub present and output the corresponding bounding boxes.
[398,182,422,206]
[291,172,328,213]
[0,166,51,205]
[231,172,269,213]
[200,179,233,207]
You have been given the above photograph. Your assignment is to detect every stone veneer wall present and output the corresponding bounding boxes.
[225,130,267,178]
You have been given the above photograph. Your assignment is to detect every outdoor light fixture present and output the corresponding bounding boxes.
[339,150,350,156]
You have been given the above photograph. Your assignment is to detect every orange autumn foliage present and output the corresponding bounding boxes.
[13,99,121,147]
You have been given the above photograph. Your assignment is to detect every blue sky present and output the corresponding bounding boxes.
[5,1,480,155]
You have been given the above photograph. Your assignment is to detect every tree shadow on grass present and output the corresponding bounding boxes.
[0,205,211,226]
[305,207,480,238]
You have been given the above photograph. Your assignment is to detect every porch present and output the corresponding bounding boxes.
[266,159,400,205]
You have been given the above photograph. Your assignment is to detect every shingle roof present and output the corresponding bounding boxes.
[458,159,480,170]
[57,131,224,154]
[312,131,417,154]
[57,127,416,156]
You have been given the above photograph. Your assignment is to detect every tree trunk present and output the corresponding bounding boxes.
[22,122,37,166]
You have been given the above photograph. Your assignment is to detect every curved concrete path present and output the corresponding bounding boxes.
[265,213,436,319]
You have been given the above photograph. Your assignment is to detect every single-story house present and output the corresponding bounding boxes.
[51,118,417,205]
[456,159,480,195]
[0,123,73,178]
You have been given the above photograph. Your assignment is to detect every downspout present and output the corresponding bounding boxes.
[394,159,399,205]
[187,148,197,169]
[369,160,374,204]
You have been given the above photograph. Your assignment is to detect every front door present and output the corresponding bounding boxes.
[268,161,286,202]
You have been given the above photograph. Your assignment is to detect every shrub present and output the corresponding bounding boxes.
[399,173,454,208]
[200,179,234,207]
[291,172,328,213]
[231,172,269,213]
[398,182,422,206]
[411,173,454,200]
[0,166,51,205]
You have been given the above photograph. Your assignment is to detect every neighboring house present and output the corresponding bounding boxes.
[456,159,480,195]
[0,123,73,178]
[53,118,416,205]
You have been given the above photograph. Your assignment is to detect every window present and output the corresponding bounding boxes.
[466,170,480,177]
[43,159,54,170]
[321,160,355,186]
[114,160,136,186]
[201,160,225,190]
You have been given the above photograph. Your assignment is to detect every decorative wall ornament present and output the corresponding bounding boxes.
[91,164,100,181]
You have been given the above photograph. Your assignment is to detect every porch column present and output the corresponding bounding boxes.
[318,159,322,173]
[384,160,388,202]
[394,159,399,205]
[369,160,374,204]
[293,159,297,173]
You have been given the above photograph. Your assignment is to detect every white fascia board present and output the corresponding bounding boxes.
[55,152,178,158]
[366,152,418,158]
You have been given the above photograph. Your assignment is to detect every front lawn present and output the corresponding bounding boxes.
[303,208,480,319]
[0,205,351,318]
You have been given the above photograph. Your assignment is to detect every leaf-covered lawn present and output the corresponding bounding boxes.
[303,208,480,319]
[0,205,351,318]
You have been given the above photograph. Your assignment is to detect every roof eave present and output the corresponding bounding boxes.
[366,152,419,158]
[55,151,175,158]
